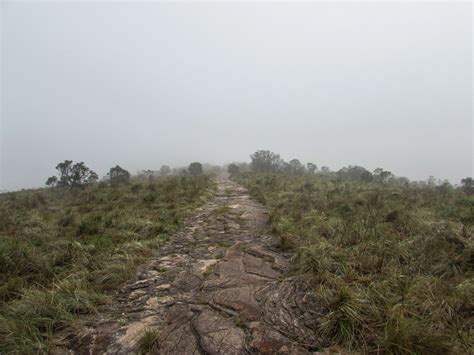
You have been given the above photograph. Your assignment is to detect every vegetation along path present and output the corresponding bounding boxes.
[68,176,324,354]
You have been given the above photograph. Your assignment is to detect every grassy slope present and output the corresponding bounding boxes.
[0,175,215,353]
[236,172,473,354]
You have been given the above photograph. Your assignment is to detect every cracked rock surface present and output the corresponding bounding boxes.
[67,176,326,354]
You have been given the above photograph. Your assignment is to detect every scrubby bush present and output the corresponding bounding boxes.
[307,162,317,174]
[227,163,240,176]
[188,162,203,176]
[160,165,171,176]
[283,159,306,175]
[107,165,130,184]
[250,150,283,172]
[336,165,372,182]
[46,160,98,188]
[461,177,474,195]
[373,167,393,182]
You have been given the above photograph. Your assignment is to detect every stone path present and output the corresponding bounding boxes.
[68,176,326,354]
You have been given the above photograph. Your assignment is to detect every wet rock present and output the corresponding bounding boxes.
[154,322,199,354]
[243,253,280,279]
[172,272,202,292]
[65,176,326,354]
[192,309,246,354]
[212,285,262,321]
[249,322,302,354]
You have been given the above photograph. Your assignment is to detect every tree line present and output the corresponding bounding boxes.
[44,151,473,195]
[45,161,205,188]
[228,149,392,181]
[228,150,474,195]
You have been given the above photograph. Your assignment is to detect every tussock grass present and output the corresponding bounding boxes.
[237,172,473,353]
[0,175,215,353]
[137,328,159,354]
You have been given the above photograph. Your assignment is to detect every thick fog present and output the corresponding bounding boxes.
[1,2,472,190]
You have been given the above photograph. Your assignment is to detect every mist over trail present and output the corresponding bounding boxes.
[1,2,472,190]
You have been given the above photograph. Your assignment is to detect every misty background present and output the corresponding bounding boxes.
[1,2,472,191]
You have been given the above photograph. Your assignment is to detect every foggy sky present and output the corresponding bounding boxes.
[1,2,472,191]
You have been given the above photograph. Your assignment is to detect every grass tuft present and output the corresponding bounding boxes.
[137,328,159,354]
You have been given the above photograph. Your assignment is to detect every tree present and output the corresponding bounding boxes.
[461,177,474,195]
[337,165,372,182]
[361,170,374,183]
[373,168,393,182]
[320,166,330,173]
[108,165,130,184]
[307,163,317,174]
[227,163,240,176]
[188,162,203,176]
[436,180,453,194]
[426,176,437,186]
[286,159,305,175]
[46,160,98,188]
[160,165,171,176]
[380,170,393,181]
[141,169,155,182]
[45,176,58,187]
[250,150,283,172]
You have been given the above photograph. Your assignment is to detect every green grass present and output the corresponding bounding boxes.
[137,328,159,354]
[0,175,215,353]
[236,172,473,354]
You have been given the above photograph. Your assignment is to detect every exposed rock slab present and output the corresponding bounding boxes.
[66,176,326,354]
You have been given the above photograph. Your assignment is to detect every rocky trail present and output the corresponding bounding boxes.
[67,176,326,354]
